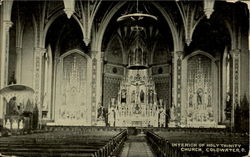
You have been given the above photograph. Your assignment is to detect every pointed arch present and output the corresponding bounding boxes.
[43,10,85,48]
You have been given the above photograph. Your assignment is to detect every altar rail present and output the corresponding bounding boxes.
[44,125,127,133]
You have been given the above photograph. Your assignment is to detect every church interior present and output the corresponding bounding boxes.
[0,0,249,157]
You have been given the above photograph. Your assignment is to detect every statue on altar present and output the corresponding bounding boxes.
[97,103,105,120]
[197,88,203,106]
[121,89,127,103]
[108,69,165,127]
[140,90,145,103]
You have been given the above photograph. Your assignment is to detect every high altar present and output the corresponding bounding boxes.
[108,69,166,127]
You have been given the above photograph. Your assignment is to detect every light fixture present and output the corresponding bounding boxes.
[117,1,157,69]
[116,0,158,24]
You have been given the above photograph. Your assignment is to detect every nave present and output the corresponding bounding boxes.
[0,126,249,157]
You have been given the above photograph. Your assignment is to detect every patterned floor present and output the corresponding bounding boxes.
[120,135,155,157]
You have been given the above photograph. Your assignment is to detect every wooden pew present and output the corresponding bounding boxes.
[0,129,127,157]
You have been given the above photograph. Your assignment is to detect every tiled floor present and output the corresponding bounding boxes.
[120,134,155,157]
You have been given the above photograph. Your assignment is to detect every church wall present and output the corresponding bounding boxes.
[0,4,3,121]
[240,24,249,101]
[8,27,16,84]
[21,21,34,87]
[152,64,171,107]
[153,76,171,108]
[105,37,123,64]
[103,63,123,108]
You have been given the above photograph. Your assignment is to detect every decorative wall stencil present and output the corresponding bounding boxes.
[152,64,170,75]
[55,52,89,125]
[103,75,121,108]
[105,36,123,64]
[105,64,124,76]
[154,76,170,108]
[187,54,215,127]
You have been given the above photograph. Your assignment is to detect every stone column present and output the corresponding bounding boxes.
[33,47,46,128]
[230,49,240,128]
[171,51,176,108]
[170,51,183,126]
[215,55,221,124]
[222,50,229,122]
[1,20,12,87]
[91,51,98,125]
[0,20,12,124]
[15,47,22,84]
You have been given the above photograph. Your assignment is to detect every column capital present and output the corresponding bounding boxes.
[3,20,13,31]
[176,51,184,58]
[100,51,105,59]
[83,38,91,46]
[34,47,47,54]
[16,47,22,54]
[91,51,98,59]
[230,49,240,57]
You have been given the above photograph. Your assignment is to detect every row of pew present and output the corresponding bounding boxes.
[0,129,127,157]
[146,130,249,157]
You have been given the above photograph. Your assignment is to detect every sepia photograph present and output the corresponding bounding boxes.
[0,0,249,156]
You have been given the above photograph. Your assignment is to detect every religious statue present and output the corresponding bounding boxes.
[8,96,19,115]
[140,90,145,103]
[148,90,152,104]
[207,95,211,107]
[131,90,135,103]
[224,93,232,120]
[158,107,166,127]
[197,89,203,106]
[97,103,105,120]
[19,119,24,129]
[12,119,18,129]
[5,119,11,129]
[108,105,116,127]
[134,104,141,114]
[189,95,193,107]
[121,89,127,103]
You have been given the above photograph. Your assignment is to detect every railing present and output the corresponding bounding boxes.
[95,129,127,157]
[146,130,183,157]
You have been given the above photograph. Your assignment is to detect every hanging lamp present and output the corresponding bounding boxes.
[117,1,157,69]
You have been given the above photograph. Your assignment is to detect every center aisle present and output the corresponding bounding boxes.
[120,133,156,157]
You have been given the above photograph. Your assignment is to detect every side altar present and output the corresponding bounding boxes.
[107,69,166,127]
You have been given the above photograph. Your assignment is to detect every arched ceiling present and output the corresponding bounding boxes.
[7,0,249,55]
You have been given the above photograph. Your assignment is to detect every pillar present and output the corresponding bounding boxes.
[33,47,46,128]
[230,49,240,128]
[0,20,12,125]
[171,51,183,126]
[91,51,98,125]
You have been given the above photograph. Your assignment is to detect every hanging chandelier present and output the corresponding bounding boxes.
[117,1,157,69]
[116,1,158,25]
